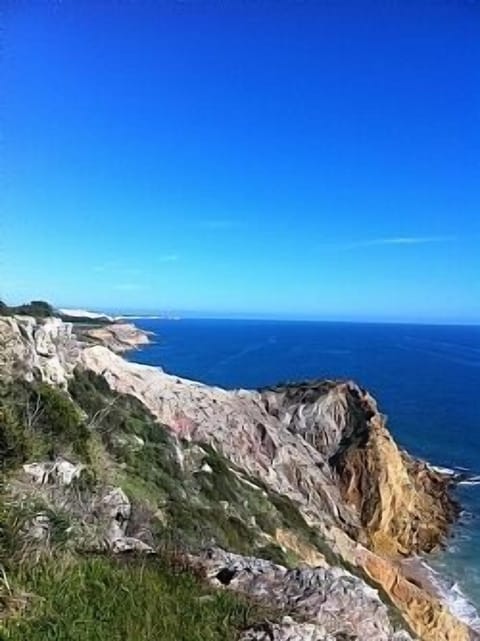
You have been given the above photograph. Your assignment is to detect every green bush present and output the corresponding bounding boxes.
[0,300,55,319]
[0,380,90,466]
[32,383,90,458]
[0,398,29,468]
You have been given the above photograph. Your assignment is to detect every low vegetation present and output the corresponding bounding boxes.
[0,299,109,324]
[0,300,55,319]
[1,555,270,641]
[0,379,90,469]
[0,369,316,638]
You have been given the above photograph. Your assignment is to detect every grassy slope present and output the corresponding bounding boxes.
[2,556,267,641]
[0,370,319,638]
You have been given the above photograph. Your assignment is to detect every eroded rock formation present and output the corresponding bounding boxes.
[261,381,459,555]
[195,547,414,641]
[80,322,151,353]
[0,315,80,385]
[0,315,476,641]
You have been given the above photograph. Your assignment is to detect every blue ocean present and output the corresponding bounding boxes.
[127,318,480,614]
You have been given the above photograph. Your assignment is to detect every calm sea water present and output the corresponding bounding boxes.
[128,318,480,611]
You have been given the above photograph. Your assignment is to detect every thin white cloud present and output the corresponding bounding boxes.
[335,235,456,250]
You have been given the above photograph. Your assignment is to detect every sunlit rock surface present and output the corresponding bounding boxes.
[0,315,476,641]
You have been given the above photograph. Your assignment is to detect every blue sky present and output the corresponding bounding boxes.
[1,1,479,322]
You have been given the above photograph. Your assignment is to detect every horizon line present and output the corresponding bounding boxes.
[111,312,480,328]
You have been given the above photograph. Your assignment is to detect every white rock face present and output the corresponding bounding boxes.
[23,458,85,485]
[55,459,85,485]
[0,315,80,385]
[22,462,51,485]
[101,487,131,523]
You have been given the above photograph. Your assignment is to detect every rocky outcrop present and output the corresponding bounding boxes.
[80,346,457,557]
[0,316,149,384]
[12,457,153,555]
[0,315,80,385]
[23,458,86,486]
[261,381,459,556]
[79,345,474,641]
[99,487,154,553]
[80,322,151,353]
[195,547,414,641]
[240,618,381,641]
[0,316,475,641]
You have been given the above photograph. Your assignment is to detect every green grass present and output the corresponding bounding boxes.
[1,556,268,641]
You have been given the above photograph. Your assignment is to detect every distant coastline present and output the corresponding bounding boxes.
[118,315,181,320]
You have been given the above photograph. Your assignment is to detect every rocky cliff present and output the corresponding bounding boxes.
[261,381,459,556]
[0,315,80,385]
[0,315,475,641]
[79,321,151,353]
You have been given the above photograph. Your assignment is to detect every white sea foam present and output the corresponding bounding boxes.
[436,579,480,631]
[417,558,480,632]
[430,464,459,476]
[428,464,480,486]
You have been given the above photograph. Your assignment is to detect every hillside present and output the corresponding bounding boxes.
[0,314,475,641]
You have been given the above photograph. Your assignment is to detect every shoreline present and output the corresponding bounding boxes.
[401,555,480,632]
[2,312,479,639]
[124,318,480,628]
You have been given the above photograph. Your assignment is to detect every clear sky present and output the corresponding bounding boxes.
[1,1,479,322]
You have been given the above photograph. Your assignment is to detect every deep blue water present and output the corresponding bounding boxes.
[128,318,480,608]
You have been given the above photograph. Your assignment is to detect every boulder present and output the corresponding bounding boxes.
[23,458,85,486]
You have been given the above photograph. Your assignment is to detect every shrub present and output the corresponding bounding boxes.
[0,380,90,466]
[0,397,29,468]
[31,383,89,456]
[0,300,55,319]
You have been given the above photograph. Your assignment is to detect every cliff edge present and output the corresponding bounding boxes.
[0,315,474,641]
